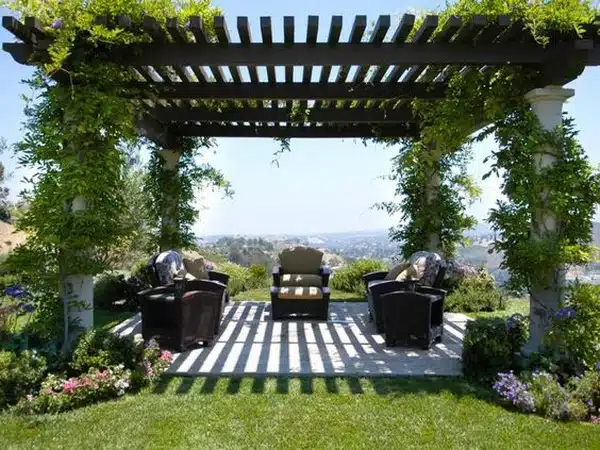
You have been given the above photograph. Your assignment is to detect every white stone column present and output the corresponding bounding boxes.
[424,143,442,255]
[158,149,181,252]
[60,196,95,334]
[524,85,574,353]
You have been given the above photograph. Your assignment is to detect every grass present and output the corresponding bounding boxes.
[94,309,136,331]
[233,288,364,302]
[468,297,530,320]
[1,377,599,449]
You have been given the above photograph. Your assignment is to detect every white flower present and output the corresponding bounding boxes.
[118,363,125,370]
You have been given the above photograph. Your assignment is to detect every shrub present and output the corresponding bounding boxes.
[445,274,506,312]
[544,282,600,374]
[330,259,388,295]
[247,264,269,290]
[217,262,251,296]
[0,350,47,409]
[0,274,21,292]
[94,273,128,310]
[462,314,528,382]
[70,328,141,374]
[528,371,589,421]
[13,338,174,415]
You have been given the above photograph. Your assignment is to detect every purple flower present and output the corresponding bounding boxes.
[492,371,535,412]
[4,284,31,300]
[128,156,137,166]
[18,302,35,313]
[51,19,63,29]
[184,21,191,31]
[595,362,600,372]
[145,338,159,350]
[554,306,576,320]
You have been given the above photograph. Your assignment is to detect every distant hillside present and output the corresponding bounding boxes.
[0,222,26,254]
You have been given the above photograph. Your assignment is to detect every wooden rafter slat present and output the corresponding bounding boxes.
[260,16,276,86]
[215,16,242,83]
[314,15,343,110]
[335,15,367,84]
[238,17,261,111]
[383,15,439,84]
[134,81,447,100]
[368,14,415,87]
[351,15,391,109]
[23,17,45,42]
[300,15,319,114]
[149,105,416,123]
[284,16,295,110]
[171,123,419,138]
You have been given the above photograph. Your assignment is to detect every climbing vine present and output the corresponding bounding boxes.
[372,0,598,265]
[480,105,600,293]
[1,0,229,342]
[144,137,232,251]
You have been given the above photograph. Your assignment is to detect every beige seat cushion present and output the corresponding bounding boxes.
[384,262,410,280]
[281,273,323,288]
[183,256,209,280]
[396,264,419,281]
[279,246,323,274]
[277,286,324,300]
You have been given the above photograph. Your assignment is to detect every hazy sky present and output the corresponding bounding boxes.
[1,1,598,236]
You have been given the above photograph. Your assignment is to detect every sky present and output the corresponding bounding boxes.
[0,0,599,237]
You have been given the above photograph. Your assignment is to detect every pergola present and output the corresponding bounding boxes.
[3,13,599,145]
[2,12,600,346]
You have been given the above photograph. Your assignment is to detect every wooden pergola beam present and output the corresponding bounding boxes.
[132,82,446,100]
[149,106,417,123]
[3,41,588,67]
[171,123,419,138]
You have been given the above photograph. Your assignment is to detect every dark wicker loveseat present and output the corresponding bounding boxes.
[270,246,331,320]
[138,278,227,351]
[363,260,447,333]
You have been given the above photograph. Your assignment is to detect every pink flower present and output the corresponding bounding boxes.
[46,388,53,394]
[63,378,79,393]
[160,350,173,362]
[143,360,153,378]
[591,415,600,424]
[96,369,109,380]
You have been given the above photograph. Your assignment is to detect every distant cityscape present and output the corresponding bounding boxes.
[199,222,600,287]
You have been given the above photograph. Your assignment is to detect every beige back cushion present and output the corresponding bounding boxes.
[385,262,409,280]
[279,246,323,274]
[183,256,209,280]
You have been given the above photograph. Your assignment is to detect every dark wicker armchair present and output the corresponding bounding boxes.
[138,278,227,351]
[141,254,231,303]
[380,290,445,349]
[270,246,331,320]
[363,261,446,333]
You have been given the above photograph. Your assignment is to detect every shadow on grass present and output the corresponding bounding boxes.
[151,374,494,403]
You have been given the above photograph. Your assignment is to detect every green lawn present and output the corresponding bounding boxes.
[94,309,136,331]
[233,288,364,302]
[467,297,530,319]
[1,377,598,449]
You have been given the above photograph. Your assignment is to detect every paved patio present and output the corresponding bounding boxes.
[112,301,468,377]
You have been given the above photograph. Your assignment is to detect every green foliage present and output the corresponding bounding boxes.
[544,283,600,374]
[1,0,226,343]
[93,273,128,310]
[484,111,600,293]
[247,264,269,290]
[214,262,252,296]
[445,271,506,312]
[527,372,589,421]
[375,139,479,258]
[144,141,232,251]
[330,259,388,295]
[0,350,47,409]
[462,314,528,382]
[70,328,141,374]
